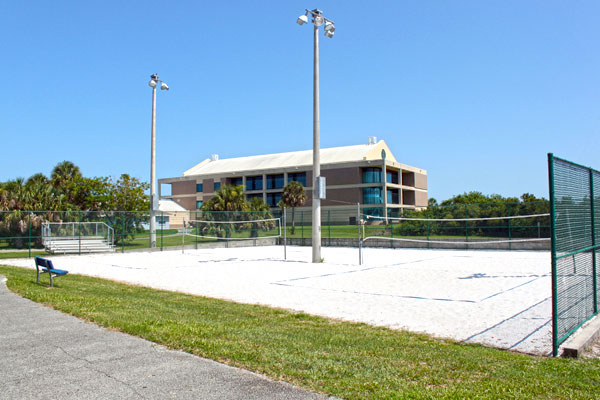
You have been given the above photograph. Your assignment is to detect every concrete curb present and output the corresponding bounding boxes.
[561,315,600,358]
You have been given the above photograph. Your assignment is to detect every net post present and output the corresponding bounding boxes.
[548,153,559,356]
[284,208,287,261]
[160,211,164,251]
[464,204,469,250]
[195,211,198,249]
[508,204,512,251]
[589,168,597,314]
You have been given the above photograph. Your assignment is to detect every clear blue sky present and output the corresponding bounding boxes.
[1,1,598,201]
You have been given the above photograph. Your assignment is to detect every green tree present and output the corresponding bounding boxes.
[278,181,307,234]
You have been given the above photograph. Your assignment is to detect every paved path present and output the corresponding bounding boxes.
[0,276,334,400]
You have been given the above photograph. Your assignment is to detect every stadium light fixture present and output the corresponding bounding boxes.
[296,8,335,263]
[149,73,169,249]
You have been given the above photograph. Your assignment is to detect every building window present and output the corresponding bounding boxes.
[266,192,282,207]
[266,174,284,190]
[196,183,203,192]
[214,182,221,191]
[246,175,263,191]
[156,216,169,224]
[246,193,263,201]
[196,200,203,209]
[362,187,383,204]
[387,189,399,204]
[230,177,243,186]
[386,170,399,184]
[362,168,382,183]
[288,172,307,186]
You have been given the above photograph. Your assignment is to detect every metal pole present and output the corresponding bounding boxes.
[284,208,287,260]
[589,169,597,314]
[150,82,157,249]
[28,213,31,258]
[358,203,362,265]
[312,23,321,263]
[548,153,559,356]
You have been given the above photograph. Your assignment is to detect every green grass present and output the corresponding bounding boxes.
[0,265,598,399]
[0,251,49,259]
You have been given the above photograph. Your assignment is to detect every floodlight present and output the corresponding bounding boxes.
[160,82,169,91]
[148,79,157,88]
[297,14,308,25]
[325,30,334,38]
[314,15,324,26]
[324,21,335,32]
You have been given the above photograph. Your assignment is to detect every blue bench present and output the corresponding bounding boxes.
[35,257,68,287]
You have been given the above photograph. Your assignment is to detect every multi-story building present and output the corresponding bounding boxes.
[158,138,427,220]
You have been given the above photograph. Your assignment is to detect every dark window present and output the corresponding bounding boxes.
[288,172,307,186]
[196,200,203,209]
[362,187,383,204]
[362,168,382,183]
[387,189,399,204]
[267,174,284,189]
[156,216,169,224]
[196,183,203,192]
[246,193,263,201]
[386,171,399,184]
[266,192,282,207]
[214,182,221,191]
[230,177,243,186]
[246,175,263,191]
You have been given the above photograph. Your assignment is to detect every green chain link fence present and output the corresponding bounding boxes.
[0,201,550,257]
[548,153,600,356]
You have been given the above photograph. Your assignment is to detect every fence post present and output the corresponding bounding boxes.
[328,210,331,246]
[121,213,125,253]
[78,212,82,256]
[160,211,164,251]
[301,210,304,244]
[28,213,31,258]
[426,208,430,249]
[590,169,597,314]
[548,153,559,356]
[284,208,287,260]
[357,202,362,265]
[390,217,394,249]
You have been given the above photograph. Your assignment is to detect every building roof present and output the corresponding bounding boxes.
[183,140,398,177]
[158,199,188,212]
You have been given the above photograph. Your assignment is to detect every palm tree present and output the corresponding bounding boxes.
[279,181,307,234]
[247,197,275,237]
[201,185,249,237]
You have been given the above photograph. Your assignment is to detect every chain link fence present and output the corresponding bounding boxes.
[548,153,600,356]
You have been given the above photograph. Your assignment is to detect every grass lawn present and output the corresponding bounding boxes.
[0,265,598,399]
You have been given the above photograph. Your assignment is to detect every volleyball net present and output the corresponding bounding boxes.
[360,213,551,248]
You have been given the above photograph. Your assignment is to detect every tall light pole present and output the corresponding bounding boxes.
[297,9,335,263]
[148,74,169,249]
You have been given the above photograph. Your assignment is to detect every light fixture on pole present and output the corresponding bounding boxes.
[148,73,169,249]
[297,8,335,263]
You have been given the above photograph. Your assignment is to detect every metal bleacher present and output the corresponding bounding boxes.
[41,222,115,254]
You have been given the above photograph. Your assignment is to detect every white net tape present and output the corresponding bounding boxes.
[363,236,550,245]
[364,213,550,222]
[184,218,281,241]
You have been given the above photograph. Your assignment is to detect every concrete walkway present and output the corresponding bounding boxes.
[0,276,334,400]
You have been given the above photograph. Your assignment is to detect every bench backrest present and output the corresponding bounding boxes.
[35,257,54,271]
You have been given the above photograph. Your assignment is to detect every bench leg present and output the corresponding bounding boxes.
[50,274,53,288]
[36,270,40,284]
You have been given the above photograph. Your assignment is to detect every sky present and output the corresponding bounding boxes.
[1,1,598,201]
